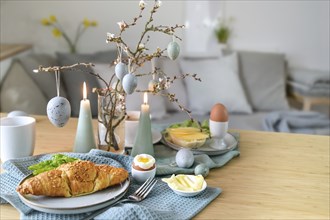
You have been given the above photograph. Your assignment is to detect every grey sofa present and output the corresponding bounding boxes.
[0,49,308,132]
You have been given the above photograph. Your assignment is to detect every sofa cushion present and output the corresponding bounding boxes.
[56,50,117,117]
[152,111,268,131]
[180,53,253,114]
[92,62,167,119]
[238,51,290,111]
[0,59,46,114]
[0,54,63,115]
[154,57,188,112]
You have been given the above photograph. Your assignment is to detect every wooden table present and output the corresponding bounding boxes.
[1,115,329,219]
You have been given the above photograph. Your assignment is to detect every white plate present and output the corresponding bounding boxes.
[17,177,130,214]
[162,132,238,156]
[125,130,162,147]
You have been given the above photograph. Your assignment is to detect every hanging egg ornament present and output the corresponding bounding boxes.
[167,41,180,60]
[47,96,71,127]
[115,62,128,81]
[122,73,138,94]
[148,79,158,92]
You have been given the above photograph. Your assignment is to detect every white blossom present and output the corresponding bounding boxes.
[106,32,115,43]
[155,0,162,8]
[117,20,128,31]
[139,0,146,9]
[138,43,145,50]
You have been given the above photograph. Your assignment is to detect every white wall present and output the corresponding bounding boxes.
[1,0,329,71]
[225,0,330,71]
[0,1,185,54]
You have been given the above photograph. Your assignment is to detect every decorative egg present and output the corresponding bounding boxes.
[167,41,180,60]
[7,110,29,117]
[176,148,194,168]
[194,163,209,177]
[115,62,128,81]
[210,103,229,122]
[47,96,71,127]
[122,73,138,94]
[148,79,158,92]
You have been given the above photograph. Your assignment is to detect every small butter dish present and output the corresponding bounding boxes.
[169,180,207,197]
[162,174,207,197]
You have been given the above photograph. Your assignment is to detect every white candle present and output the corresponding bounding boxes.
[81,82,91,116]
[73,82,96,153]
[141,92,150,113]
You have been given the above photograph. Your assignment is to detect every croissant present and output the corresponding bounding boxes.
[16,160,129,197]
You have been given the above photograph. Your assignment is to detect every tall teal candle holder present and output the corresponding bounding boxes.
[131,93,154,157]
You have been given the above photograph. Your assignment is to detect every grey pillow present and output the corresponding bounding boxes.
[56,50,117,117]
[238,51,289,111]
[154,56,188,112]
[180,53,253,114]
[0,54,63,115]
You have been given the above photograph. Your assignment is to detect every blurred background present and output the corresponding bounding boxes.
[0,1,329,133]
[1,0,328,71]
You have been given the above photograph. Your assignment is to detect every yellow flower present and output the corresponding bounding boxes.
[41,18,51,26]
[91,21,98,27]
[49,15,57,23]
[52,28,62,38]
[83,18,91,28]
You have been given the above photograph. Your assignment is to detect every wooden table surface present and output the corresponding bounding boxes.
[1,115,329,219]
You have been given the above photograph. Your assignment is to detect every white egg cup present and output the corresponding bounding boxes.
[209,119,228,150]
[132,166,156,183]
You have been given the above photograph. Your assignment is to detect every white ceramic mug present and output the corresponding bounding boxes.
[125,111,140,146]
[0,116,36,162]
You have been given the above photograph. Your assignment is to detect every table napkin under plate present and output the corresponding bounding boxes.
[0,133,240,220]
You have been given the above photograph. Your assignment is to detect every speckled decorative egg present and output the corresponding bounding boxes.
[194,163,209,177]
[176,148,194,168]
[47,96,71,127]
[115,62,128,81]
[167,41,180,60]
[122,73,137,94]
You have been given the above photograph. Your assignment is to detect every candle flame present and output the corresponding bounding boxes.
[144,92,148,104]
[83,82,87,100]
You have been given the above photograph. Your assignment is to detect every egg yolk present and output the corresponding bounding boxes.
[137,157,150,163]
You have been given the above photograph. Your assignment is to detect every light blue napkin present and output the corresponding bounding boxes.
[155,132,240,175]
[0,145,240,220]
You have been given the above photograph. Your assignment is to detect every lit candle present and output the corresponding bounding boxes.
[73,82,96,153]
[131,92,154,156]
[141,92,149,113]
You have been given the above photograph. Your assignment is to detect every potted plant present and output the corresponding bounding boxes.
[214,17,234,46]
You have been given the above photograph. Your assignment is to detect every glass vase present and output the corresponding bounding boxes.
[97,89,126,154]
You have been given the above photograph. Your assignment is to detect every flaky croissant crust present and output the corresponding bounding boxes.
[17,160,129,197]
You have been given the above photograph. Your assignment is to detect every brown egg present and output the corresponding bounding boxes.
[210,103,229,122]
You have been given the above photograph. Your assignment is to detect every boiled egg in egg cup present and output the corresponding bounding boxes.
[209,103,229,150]
[132,154,156,183]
